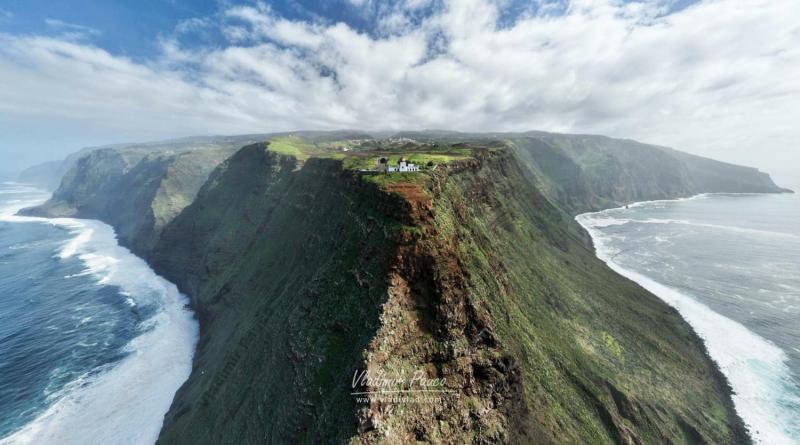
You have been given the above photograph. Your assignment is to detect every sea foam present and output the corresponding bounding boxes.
[0,191,198,445]
[578,205,800,445]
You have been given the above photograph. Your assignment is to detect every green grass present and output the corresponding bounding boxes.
[399,153,464,164]
[153,147,402,445]
[361,171,429,188]
[602,331,624,360]
[268,135,473,172]
[267,135,318,160]
[341,156,379,170]
[422,151,743,444]
[154,137,747,445]
[343,154,465,171]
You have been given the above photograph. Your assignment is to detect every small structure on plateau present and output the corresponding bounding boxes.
[387,157,420,173]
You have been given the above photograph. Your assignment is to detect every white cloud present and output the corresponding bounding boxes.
[224,4,324,47]
[1,0,799,176]
[404,0,434,10]
[174,17,212,35]
[44,18,101,40]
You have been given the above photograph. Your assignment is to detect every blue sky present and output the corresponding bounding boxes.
[0,0,700,60]
[0,0,798,185]
[0,0,446,60]
[1,0,220,60]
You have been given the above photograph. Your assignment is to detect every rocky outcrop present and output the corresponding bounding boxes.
[352,168,530,444]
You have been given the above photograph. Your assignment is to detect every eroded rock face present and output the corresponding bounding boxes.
[345,150,749,444]
[353,176,529,444]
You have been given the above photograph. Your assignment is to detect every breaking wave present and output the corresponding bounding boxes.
[578,198,800,445]
[0,186,197,445]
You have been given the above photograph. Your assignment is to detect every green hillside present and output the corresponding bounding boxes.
[151,144,401,444]
[19,131,783,444]
[150,141,749,444]
[21,147,235,255]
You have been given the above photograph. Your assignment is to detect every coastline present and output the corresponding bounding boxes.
[0,184,198,445]
[576,193,797,445]
[5,179,774,443]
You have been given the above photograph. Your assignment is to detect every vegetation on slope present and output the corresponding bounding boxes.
[346,149,748,444]
[410,149,747,443]
[506,133,789,213]
[151,144,405,444]
[266,135,475,170]
[21,147,234,255]
[16,134,275,192]
[391,131,789,214]
[21,131,778,444]
[151,142,749,444]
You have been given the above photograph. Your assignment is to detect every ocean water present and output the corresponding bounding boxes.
[0,183,197,444]
[578,193,800,445]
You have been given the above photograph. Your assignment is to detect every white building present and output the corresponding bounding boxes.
[387,158,419,172]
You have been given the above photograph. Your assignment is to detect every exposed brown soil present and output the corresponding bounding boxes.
[352,166,532,444]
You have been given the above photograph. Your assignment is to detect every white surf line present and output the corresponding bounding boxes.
[606,217,800,240]
[0,189,198,445]
[577,198,800,445]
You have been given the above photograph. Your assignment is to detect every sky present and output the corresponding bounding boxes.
[0,0,798,186]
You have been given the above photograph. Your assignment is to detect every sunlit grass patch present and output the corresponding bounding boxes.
[267,136,317,160]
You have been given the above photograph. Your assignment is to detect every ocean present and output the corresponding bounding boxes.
[0,182,197,444]
[2,180,798,445]
[578,193,800,445]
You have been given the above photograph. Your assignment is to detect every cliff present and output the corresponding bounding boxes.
[394,131,789,214]
[149,142,748,444]
[21,147,235,255]
[20,131,780,444]
[15,160,66,191]
[15,134,277,192]
[151,145,400,443]
[508,133,790,213]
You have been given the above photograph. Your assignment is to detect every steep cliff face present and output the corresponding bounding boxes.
[393,131,789,214]
[658,147,793,194]
[402,150,748,444]
[16,134,277,191]
[506,133,788,213]
[148,144,748,444]
[15,160,65,191]
[21,147,234,255]
[150,144,402,444]
[20,131,778,444]
[508,135,694,212]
